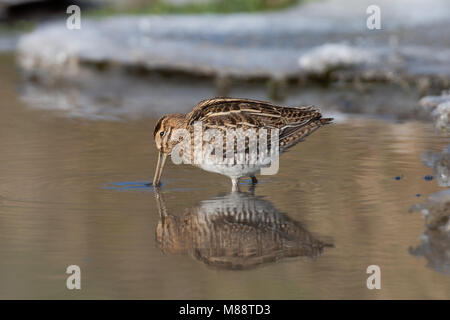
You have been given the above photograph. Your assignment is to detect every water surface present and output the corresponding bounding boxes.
[0,53,449,299]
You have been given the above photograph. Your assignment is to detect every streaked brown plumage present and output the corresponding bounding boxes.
[153,97,333,189]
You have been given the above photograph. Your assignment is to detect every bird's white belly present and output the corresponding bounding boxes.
[193,153,272,179]
[196,162,260,178]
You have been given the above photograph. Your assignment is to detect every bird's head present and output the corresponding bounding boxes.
[152,114,186,187]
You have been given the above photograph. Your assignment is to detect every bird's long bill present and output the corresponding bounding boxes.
[153,151,167,187]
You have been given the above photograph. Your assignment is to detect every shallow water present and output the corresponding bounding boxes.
[0,53,449,299]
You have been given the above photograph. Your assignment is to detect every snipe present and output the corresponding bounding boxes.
[152,97,332,190]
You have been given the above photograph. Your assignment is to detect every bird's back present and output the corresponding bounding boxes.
[187,97,333,153]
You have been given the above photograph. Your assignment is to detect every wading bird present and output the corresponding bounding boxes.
[152,97,332,190]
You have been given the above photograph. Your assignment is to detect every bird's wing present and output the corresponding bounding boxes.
[186,98,331,148]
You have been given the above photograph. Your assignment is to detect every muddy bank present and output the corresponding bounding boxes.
[420,93,450,132]
[422,145,450,187]
[17,0,450,81]
[410,189,450,274]
[410,146,450,274]
[19,66,427,121]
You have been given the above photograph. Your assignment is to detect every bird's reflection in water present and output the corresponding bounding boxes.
[154,189,332,270]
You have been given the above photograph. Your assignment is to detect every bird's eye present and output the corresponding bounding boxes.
[160,131,165,137]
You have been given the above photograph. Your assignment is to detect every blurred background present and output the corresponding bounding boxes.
[0,0,449,299]
[1,0,450,122]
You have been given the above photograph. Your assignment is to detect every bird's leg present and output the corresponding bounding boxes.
[250,175,258,184]
[231,178,240,192]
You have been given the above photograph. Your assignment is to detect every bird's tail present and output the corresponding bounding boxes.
[279,116,333,151]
